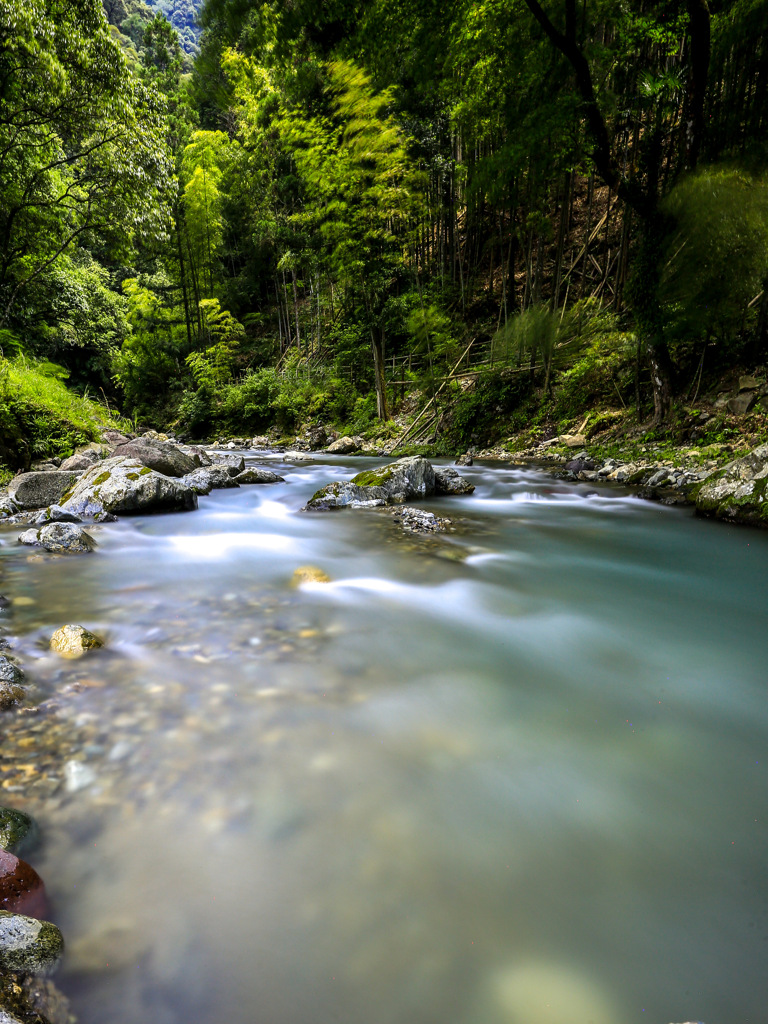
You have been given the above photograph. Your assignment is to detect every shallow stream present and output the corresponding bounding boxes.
[1,454,766,1024]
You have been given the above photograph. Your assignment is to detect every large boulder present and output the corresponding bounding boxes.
[18,523,95,554]
[7,473,79,511]
[434,466,475,495]
[0,911,63,975]
[58,450,100,472]
[305,456,439,509]
[326,435,362,455]
[182,466,240,495]
[693,443,768,526]
[61,457,197,517]
[112,437,197,478]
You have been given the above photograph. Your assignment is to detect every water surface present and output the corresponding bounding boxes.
[1,454,766,1024]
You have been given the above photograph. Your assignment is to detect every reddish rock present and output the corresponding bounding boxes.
[0,849,48,919]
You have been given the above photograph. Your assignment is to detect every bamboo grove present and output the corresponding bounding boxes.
[2,0,768,441]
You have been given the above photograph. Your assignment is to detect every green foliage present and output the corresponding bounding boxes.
[445,370,532,449]
[659,168,768,348]
[185,299,245,388]
[0,356,119,469]
[554,326,637,419]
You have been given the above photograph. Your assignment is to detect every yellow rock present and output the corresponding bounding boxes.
[292,565,330,585]
[50,624,104,659]
[11,596,36,606]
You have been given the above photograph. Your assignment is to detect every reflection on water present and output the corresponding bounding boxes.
[1,454,767,1024]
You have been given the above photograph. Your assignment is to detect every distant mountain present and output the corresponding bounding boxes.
[102,0,205,56]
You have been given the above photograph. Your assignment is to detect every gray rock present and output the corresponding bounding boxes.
[112,437,197,478]
[326,435,361,455]
[390,506,451,533]
[726,392,757,416]
[305,456,437,509]
[18,523,95,554]
[434,466,475,495]
[693,442,768,525]
[59,450,100,472]
[182,466,240,495]
[454,454,473,466]
[0,658,25,711]
[177,445,211,467]
[7,473,79,511]
[0,808,38,856]
[0,912,64,975]
[0,496,18,518]
[284,450,313,462]
[234,467,284,485]
[61,457,197,517]
[738,375,761,391]
[646,468,672,488]
[212,454,246,477]
[33,506,82,526]
[101,428,131,446]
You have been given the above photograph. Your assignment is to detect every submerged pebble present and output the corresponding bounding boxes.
[0,850,47,919]
[49,625,104,659]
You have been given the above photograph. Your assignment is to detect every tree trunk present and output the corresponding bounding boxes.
[370,326,389,420]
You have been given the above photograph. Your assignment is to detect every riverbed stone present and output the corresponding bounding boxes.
[390,506,451,533]
[58,449,101,472]
[49,625,104,659]
[234,467,284,485]
[693,442,768,525]
[0,912,64,975]
[7,473,79,511]
[0,810,38,857]
[213,454,246,476]
[0,850,47,919]
[19,523,95,554]
[112,437,197,478]
[0,659,25,711]
[326,435,361,455]
[182,466,240,495]
[60,456,197,516]
[33,506,82,526]
[305,456,438,510]
[292,566,331,584]
[434,466,475,495]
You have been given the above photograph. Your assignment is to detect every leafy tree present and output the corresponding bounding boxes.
[0,0,174,331]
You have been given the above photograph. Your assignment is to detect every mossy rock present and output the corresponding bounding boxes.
[351,467,393,488]
[0,912,64,975]
[49,625,104,659]
[0,809,38,857]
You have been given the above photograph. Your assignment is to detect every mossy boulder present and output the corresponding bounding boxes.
[0,912,63,975]
[694,443,768,526]
[49,625,104,659]
[61,456,197,517]
[305,456,441,509]
[0,809,38,858]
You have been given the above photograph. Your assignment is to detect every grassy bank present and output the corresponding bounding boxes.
[0,357,124,481]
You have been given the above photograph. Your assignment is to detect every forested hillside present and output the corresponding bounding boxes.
[2,0,768,468]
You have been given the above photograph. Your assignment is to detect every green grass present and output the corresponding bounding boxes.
[0,356,126,472]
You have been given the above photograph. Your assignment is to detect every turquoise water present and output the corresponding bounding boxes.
[2,455,766,1024]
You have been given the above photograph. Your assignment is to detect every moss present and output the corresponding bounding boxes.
[91,471,110,486]
[351,467,393,487]
[126,472,139,480]
[139,466,152,475]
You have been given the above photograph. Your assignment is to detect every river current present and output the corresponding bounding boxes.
[1,452,766,1024]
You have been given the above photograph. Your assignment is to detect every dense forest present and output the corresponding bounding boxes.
[2,0,768,467]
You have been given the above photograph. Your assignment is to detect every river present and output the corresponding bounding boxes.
[1,452,766,1024]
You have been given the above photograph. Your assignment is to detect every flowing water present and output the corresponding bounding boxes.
[1,453,766,1024]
